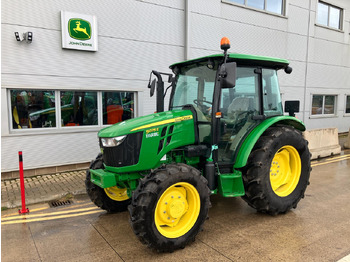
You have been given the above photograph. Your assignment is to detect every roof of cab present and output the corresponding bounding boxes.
[170,53,289,70]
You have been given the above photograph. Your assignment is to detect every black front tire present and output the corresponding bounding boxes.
[85,154,131,212]
[129,163,210,252]
[242,126,311,215]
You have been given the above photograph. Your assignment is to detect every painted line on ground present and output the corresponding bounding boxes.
[1,206,50,218]
[311,155,350,167]
[311,154,350,165]
[1,206,100,221]
[1,209,104,225]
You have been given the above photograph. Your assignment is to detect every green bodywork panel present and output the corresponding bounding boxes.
[90,168,117,188]
[234,116,305,169]
[100,109,195,174]
[90,168,142,188]
[92,109,196,189]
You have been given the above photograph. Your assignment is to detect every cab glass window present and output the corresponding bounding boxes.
[262,69,283,117]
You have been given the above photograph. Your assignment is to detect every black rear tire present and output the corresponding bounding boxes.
[85,153,131,212]
[129,163,210,252]
[242,126,311,215]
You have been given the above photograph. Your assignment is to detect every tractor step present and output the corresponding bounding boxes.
[218,171,245,197]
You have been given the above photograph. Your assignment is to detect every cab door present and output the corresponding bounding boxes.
[217,67,260,168]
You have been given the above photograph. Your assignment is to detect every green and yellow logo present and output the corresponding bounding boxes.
[68,18,91,40]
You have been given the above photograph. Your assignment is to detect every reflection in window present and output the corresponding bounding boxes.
[61,91,97,126]
[225,0,285,15]
[324,95,335,114]
[317,1,342,30]
[312,95,323,115]
[102,91,135,125]
[312,95,337,115]
[247,0,264,10]
[317,2,328,26]
[229,0,244,4]
[266,0,283,14]
[346,96,350,114]
[10,90,56,129]
[329,6,340,29]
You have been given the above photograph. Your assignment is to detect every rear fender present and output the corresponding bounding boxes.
[233,116,305,169]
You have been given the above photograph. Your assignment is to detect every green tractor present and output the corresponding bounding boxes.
[85,37,311,252]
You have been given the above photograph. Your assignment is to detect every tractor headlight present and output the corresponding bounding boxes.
[101,135,126,147]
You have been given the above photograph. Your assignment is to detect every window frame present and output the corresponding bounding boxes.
[7,88,137,134]
[310,94,338,118]
[222,0,286,17]
[316,1,344,31]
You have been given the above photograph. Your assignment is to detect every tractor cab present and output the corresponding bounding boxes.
[148,37,296,186]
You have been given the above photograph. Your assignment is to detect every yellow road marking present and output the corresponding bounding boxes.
[1,210,104,225]
[314,154,350,161]
[1,206,50,218]
[311,155,350,167]
[2,206,99,221]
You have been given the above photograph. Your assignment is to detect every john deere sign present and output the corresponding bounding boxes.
[61,11,98,51]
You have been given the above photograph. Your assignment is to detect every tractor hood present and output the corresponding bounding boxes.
[98,109,194,138]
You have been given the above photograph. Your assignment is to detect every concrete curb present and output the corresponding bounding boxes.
[304,128,341,160]
[344,128,350,149]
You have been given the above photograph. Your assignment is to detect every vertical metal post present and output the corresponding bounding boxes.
[18,151,29,214]
[185,0,191,60]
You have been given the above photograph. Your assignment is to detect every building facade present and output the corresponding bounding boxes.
[2,0,350,173]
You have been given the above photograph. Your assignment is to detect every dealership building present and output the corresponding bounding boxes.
[1,0,350,176]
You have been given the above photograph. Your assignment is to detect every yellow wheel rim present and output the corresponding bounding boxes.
[104,186,129,201]
[155,182,200,238]
[270,145,301,197]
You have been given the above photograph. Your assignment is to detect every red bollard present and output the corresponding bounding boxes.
[18,151,29,214]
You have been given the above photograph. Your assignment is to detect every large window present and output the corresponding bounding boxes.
[224,0,285,15]
[10,90,56,129]
[311,95,337,116]
[61,91,97,127]
[317,1,343,30]
[9,89,136,130]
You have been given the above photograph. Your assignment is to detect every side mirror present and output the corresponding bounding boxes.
[284,100,300,117]
[219,62,236,89]
[149,79,156,97]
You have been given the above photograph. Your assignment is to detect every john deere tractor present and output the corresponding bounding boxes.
[85,37,311,252]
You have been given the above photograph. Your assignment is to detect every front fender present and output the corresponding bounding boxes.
[234,116,305,169]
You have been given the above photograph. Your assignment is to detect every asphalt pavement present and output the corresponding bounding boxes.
[1,153,350,262]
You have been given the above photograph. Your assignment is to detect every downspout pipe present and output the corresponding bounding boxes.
[185,0,191,60]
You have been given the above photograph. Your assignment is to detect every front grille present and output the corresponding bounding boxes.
[101,132,143,167]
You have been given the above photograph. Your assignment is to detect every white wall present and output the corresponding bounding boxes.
[1,0,185,172]
[2,0,350,172]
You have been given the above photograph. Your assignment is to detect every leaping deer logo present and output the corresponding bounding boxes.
[68,18,91,40]
[73,21,90,38]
